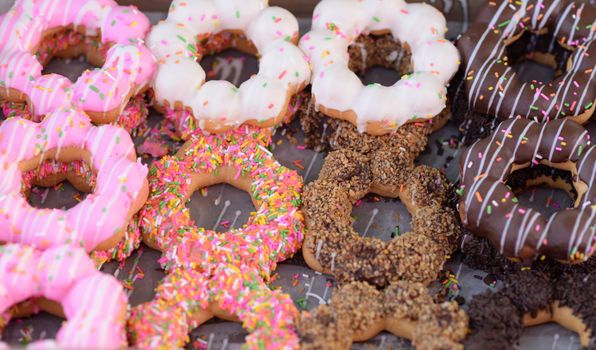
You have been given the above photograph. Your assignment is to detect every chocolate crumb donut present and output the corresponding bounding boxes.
[458,117,596,262]
[302,147,461,287]
[453,0,596,142]
[297,281,468,350]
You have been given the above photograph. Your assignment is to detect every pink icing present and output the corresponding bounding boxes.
[0,0,156,119]
[0,243,127,349]
[0,108,148,251]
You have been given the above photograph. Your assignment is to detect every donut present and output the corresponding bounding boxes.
[458,116,596,262]
[128,127,304,348]
[299,0,460,135]
[0,107,149,254]
[455,0,596,127]
[20,159,141,266]
[296,281,468,350]
[0,243,128,349]
[301,119,460,287]
[0,0,156,125]
[462,235,596,348]
[146,0,311,137]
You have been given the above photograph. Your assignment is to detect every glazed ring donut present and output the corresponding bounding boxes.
[0,243,128,349]
[458,117,596,262]
[299,0,460,135]
[461,235,596,348]
[457,0,596,124]
[302,144,461,288]
[147,0,311,137]
[129,127,304,348]
[297,281,468,350]
[0,108,149,253]
[0,0,156,124]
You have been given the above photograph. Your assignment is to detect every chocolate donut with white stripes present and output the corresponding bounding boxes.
[458,117,596,262]
[455,0,596,134]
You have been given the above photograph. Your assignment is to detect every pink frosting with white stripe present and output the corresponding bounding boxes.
[0,243,127,349]
[0,0,156,119]
[0,108,148,251]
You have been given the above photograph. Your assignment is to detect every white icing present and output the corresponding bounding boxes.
[148,0,310,130]
[300,0,460,131]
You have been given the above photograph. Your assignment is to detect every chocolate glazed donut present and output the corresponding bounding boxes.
[458,117,596,262]
[457,0,596,124]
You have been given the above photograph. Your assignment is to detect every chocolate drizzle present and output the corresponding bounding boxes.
[457,0,596,123]
[459,117,596,261]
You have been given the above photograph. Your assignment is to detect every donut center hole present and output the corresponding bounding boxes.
[38,29,107,79]
[196,32,259,86]
[2,311,63,345]
[22,160,94,210]
[351,193,412,242]
[348,33,412,86]
[188,183,253,234]
[505,164,575,218]
[506,31,572,83]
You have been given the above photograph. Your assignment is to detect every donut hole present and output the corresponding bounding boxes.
[506,31,572,84]
[351,193,412,242]
[505,164,576,218]
[1,310,63,344]
[38,29,99,78]
[347,33,412,87]
[187,182,253,234]
[196,32,259,86]
[22,160,93,210]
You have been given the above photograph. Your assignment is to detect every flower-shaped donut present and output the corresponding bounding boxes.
[301,122,461,287]
[0,243,128,349]
[147,0,311,135]
[299,0,460,135]
[297,281,468,350]
[459,117,596,262]
[0,0,156,123]
[129,128,304,348]
[457,0,596,124]
[0,108,148,252]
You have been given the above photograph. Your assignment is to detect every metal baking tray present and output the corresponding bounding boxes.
[1,7,591,350]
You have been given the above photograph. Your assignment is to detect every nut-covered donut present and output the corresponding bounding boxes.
[457,0,596,124]
[0,108,149,253]
[0,243,128,349]
[302,127,461,287]
[129,127,304,348]
[299,0,460,135]
[458,117,596,262]
[147,0,311,136]
[297,281,468,350]
[0,0,156,124]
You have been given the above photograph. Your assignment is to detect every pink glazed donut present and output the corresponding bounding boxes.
[0,243,128,349]
[0,0,156,125]
[0,107,149,253]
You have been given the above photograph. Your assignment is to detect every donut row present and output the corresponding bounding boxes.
[0,0,594,349]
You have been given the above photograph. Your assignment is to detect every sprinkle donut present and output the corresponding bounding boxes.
[0,243,128,349]
[299,0,460,135]
[0,0,156,124]
[458,117,596,262]
[129,127,303,349]
[147,0,311,136]
[297,281,468,350]
[302,128,461,287]
[456,0,596,124]
[0,108,149,253]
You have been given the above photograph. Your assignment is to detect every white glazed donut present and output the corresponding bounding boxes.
[299,0,460,135]
[147,0,311,135]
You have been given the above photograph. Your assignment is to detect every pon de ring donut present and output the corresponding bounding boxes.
[299,0,460,135]
[147,0,311,135]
